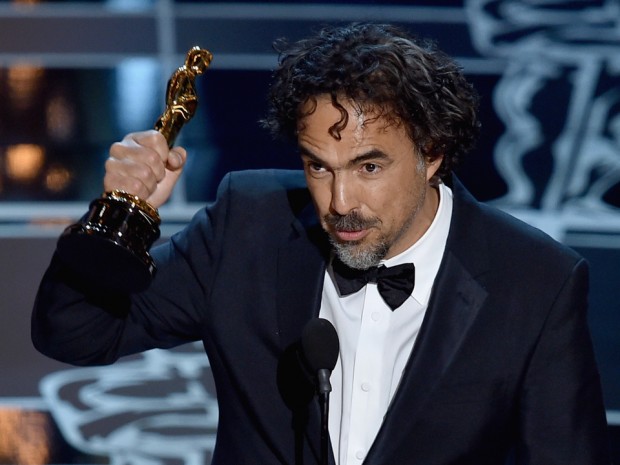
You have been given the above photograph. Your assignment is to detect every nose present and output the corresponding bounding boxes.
[330,173,358,215]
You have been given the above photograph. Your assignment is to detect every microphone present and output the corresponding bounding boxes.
[300,318,339,465]
[301,318,340,393]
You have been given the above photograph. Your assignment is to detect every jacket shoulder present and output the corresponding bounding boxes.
[222,169,307,196]
[217,169,311,221]
[450,178,583,276]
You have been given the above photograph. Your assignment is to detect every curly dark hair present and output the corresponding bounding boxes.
[261,23,480,180]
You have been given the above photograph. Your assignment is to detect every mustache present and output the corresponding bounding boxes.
[324,211,379,231]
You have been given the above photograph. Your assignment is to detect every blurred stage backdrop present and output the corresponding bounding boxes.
[0,0,619,463]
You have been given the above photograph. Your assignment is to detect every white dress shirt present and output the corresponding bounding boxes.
[318,183,453,465]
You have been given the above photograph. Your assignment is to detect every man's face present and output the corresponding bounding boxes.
[298,95,442,269]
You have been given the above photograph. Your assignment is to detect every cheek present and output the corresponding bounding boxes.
[365,186,392,211]
[377,176,426,221]
[361,183,403,225]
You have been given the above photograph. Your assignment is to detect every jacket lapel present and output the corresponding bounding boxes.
[365,177,491,464]
[276,199,332,465]
[365,252,488,463]
[276,201,328,350]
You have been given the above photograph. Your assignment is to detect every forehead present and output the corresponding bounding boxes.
[299,96,403,137]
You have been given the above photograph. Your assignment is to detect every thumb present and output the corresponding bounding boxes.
[166,146,187,172]
[146,147,187,208]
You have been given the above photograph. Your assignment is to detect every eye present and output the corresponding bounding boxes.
[362,163,380,174]
[308,162,325,172]
[304,160,328,177]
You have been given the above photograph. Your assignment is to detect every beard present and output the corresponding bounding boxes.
[324,211,389,270]
[323,178,428,270]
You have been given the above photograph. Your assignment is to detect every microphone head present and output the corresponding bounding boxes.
[301,318,339,373]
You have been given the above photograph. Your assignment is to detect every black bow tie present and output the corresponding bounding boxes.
[332,258,415,310]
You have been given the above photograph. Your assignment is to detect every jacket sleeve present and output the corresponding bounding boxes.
[31,175,232,367]
[517,258,611,464]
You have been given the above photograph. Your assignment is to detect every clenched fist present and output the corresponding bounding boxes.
[104,130,187,209]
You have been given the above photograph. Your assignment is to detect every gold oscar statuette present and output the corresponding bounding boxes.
[56,46,213,293]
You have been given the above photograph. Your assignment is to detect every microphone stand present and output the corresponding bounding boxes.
[319,392,330,465]
[317,368,332,465]
[300,318,339,465]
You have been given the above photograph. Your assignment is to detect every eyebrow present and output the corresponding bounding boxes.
[299,145,391,169]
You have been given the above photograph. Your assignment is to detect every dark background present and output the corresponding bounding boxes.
[0,0,618,464]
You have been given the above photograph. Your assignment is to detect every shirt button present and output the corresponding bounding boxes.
[371,312,381,321]
[361,382,371,392]
[355,450,365,460]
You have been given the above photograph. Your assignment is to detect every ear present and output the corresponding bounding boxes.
[425,155,443,182]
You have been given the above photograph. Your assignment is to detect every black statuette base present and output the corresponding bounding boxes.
[56,196,160,293]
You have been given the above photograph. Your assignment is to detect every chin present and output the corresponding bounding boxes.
[332,240,388,270]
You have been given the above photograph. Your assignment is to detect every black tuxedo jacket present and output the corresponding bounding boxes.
[33,169,610,465]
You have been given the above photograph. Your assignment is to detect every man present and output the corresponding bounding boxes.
[32,23,610,464]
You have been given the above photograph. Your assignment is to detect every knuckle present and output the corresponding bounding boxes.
[135,164,154,183]
[127,178,147,197]
[143,150,162,166]
[109,142,126,158]
[104,156,118,170]
[138,129,165,148]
